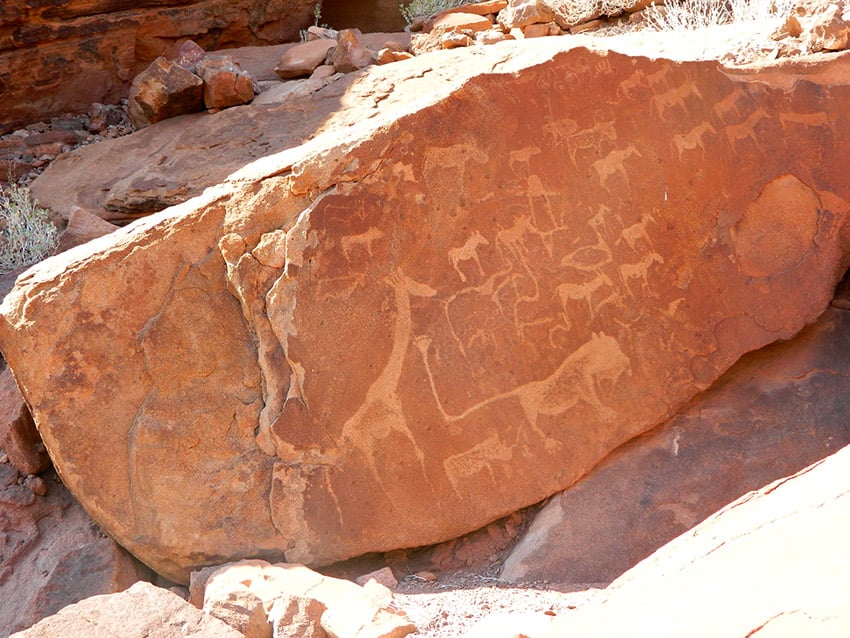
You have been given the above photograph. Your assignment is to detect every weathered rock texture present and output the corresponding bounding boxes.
[2,39,850,582]
[0,0,315,132]
[12,581,244,638]
[501,304,850,585]
[542,443,850,637]
[0,467,151,638]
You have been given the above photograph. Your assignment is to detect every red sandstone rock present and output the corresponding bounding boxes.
[501,305,850,585]
[128,57,204,128]
[328,29,375,73]
[497,0,556,28]
[430,12,495,34]
[14,581,243,638]
[541,443,850,637]
[0,467,151,636]
[276,39,338,79]
[172,40,207,74]
[0,369,50,476]
[774,0,850,52]
[5,41,850,583]
[197,57,256,109]
[0,0,315,133]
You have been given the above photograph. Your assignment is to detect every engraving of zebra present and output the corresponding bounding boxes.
[725,107,768,151]
[619,252,665,297]
[555,271,616,328]
[616,212,656,254]
[449,231,490,282]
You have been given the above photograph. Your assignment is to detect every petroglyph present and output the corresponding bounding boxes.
[588,204,622,239]
[592,144,642,191]
[340,227,384,262]
[542,118,579,146]
[779,111,830,130]
[496,214,542,263]
[617,212,656,253]
[509,146,542,175]
[416,332,632,431]
[617,69,647,99]
[672,122,717,160]
[443,433,514,497]
[568,115,618,165]
[712,88,747,124]
[449,230,490,282]
[725,107,768,150]
[651,80,703,119]
[645,66,671,90]
[555,272,617,326]
[619,252,665,297]
[341,269,436,485]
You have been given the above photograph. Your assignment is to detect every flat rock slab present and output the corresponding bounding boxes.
[542,442,850,637]
[3,38,850,583]
[501,304,850,584]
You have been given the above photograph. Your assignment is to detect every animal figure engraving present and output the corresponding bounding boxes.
[542,118,580,145]
[340,227,384,262]
[449,231,490,282]
[416,332,632,431]
[671,122,717,160]
[616,212,656,253]
[619,252,665,296]
[568,116,618,165]
[341,270,436,486]
[725,107,768,150]
[617,69,647,99]
[443,433,514,497]
[509,146,542,175]
[592,144,642,190]
[555,272,616,326]
[651,81,703,119]
[712,88,746,124]
[778,111,830,130]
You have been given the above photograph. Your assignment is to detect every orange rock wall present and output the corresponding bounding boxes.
[0,0,314,132]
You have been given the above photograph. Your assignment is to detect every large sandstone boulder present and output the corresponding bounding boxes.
[501,303,850,585]
[541,442,850,637]
[2,38,850,583]
[0,0,315,132]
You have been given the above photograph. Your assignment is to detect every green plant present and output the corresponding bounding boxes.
[0,183,59,274]
[399,0,467,25]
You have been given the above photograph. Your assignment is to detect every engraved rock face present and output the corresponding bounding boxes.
[2,42,850,582]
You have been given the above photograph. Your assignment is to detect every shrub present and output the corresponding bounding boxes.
[0,184,59,274]
[399,0,468,24]
[644,0,795,30]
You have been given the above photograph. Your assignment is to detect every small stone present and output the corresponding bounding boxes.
[25,475,48,496]
[355,567,398,590]
[414,571,438,582]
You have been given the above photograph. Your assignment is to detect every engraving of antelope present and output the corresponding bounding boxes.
[449,230,490,282]
[712,87,746,124]
[568,114,618,165]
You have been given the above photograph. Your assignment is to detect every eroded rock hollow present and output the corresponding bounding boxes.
[2,43,850,582]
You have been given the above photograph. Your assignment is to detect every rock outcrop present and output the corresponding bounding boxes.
[3,37,850,583]
[12,581,243,638]
[0,0,315,132]
[501,303,850,585]
[0,466,151,638]
[541,442,850,637]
